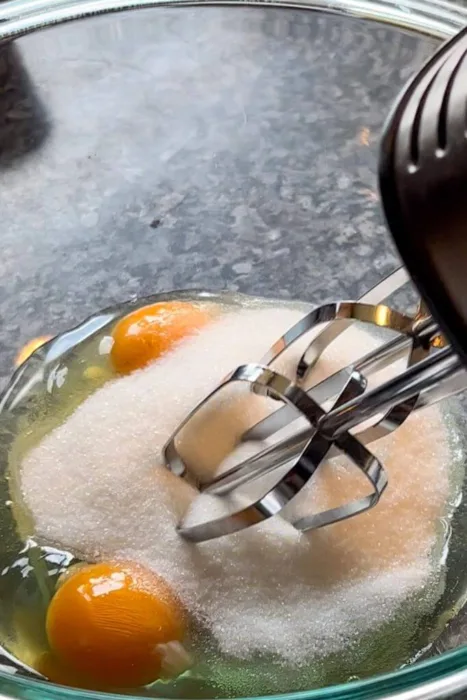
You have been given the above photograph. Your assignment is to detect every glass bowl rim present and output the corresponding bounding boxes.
[1,2,467,699]
[0,0,467,39]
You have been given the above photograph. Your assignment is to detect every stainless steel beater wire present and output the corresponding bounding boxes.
[177,365,385,541]
[349,315,437,374]
[205,355,467,498]
[319,346,461,439]
[297,266,411,377]
[207,316,441,496]
[243,314,439,444]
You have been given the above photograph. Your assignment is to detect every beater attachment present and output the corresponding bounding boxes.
[164,268,467,543]
[165,25,467,543]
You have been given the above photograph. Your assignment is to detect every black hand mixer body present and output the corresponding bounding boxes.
[380,25,467,364]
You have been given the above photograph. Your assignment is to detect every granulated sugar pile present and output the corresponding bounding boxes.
[20,306,452,668]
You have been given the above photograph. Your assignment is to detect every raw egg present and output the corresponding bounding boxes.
[110,301,211,374]
[46,561,185,689]
[15,336,52,367]
[35,652,98,690]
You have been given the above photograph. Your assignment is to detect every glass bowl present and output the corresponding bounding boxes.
[1,2,467,700]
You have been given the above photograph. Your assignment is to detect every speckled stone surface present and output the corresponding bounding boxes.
[0,5,439,385]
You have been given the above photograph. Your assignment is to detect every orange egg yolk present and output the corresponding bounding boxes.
[15,336,52,367]
[45,561,185,689]
[35,652,100,691]
[110,301,212,375]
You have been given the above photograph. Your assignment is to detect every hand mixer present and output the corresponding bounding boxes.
[163,26,467,544]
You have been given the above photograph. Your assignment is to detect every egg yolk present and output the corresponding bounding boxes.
[15,336,52,367]
[110,301,212,375]
[46,561,185,689]
[35,652,100,691]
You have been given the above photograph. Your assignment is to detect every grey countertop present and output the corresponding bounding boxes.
[0,4,438,386]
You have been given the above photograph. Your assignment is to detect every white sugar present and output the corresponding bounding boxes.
[20,306,452,668]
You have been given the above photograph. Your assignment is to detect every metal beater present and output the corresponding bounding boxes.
[164,26,467,543]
